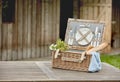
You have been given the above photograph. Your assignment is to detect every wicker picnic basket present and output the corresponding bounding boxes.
[52,18,105,71]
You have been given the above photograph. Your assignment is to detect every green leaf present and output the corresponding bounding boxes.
[49,39,68,51]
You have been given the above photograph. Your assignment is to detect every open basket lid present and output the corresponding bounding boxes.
[65,18,105,50]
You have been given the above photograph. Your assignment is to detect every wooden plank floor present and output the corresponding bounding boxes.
[0,61,120,82]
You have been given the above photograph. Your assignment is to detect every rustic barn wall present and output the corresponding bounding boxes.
[0,0,2,60]
[79,0,112,52]
[73,0,80,18]
[0,0,60,60]
[112,0,120,48]
[1,0,118,60]
[1,24,13,60]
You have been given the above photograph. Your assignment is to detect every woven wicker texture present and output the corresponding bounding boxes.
[52,51,91,71]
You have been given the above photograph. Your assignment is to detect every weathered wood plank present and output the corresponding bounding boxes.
[41,0,45,45]
[50,0,54,43]
[36,62,59,79]
[12,0,18,60]
[47,0,52,57]
[73,0,79,18]
[112,4,117,47]
[48,0,52,43]
[36,0,42,58]
[99,0,105,21]
[88,0,93,20]
[54,0,57,41]
[17,0,23,60]
[12,28,18,61]
[27,0,32,58]
[84,4,111,7]
[0,61,120,81]
[0,29,2,61]
[87,0,90,19]
[114,8,118,48]
[7,24,13,60]
[0,0,2,60]
[53,0,56,42]
[80,0,84,19]
[104,0,112,52]
[31,0,37,58]
[41,0,45,57]
[56,0,60,41]
[44,0,47,46]
[103,4,108,52]
[22,0,28,59]
[0,62,49,81]
[93,0,99,20]
[44,0,49,57]
[1,24,8,60]
[82,0,88,19]
[45,0,49,45]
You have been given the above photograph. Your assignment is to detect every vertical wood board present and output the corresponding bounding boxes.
[79,0,112,52]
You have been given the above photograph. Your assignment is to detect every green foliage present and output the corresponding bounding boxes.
[101,54,120,69]
[49,39,68,51]
[55,39,68,51]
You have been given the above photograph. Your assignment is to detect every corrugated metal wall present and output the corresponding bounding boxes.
[0,0,60,60]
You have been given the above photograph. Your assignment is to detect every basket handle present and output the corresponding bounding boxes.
[79,52,86,63]
[54,49,60,58]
